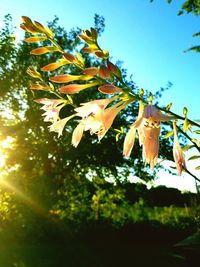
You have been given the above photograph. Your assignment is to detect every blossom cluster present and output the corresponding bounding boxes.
[19,16,200,177]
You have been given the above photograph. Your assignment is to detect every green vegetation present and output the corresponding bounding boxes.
[0,13,200,267]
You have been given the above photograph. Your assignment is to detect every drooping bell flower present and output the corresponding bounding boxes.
[72,98,114,147]
[123,104,173,169]
[72,98,125,147]
[173,121,186,175]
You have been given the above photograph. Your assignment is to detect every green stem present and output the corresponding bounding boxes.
[176,125,200,153]
[49,38,64,53]
[184,167,200,183]
[115,77,200,128]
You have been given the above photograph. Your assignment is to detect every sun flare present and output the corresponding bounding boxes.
[0,136,14,168]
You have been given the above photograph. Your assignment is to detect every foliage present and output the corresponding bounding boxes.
[0,10,200,245]
[150,0,200,16]
[19,14,200,179]
[0,14,173,237]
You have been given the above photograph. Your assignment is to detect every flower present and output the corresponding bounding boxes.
[72,122,85,147]
[49,115,75,137]
[141,121,160,169]
[123,126,136,157]
[35,98,66,124]
[123,104,173,169]
[72,98,124,146]
[173,122,186,175]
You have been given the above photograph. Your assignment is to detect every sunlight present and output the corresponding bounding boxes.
[0,178,46,216]
[0,136,14,169]
[0,136,47,217]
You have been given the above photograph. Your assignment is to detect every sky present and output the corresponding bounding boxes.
[0,0,200,192]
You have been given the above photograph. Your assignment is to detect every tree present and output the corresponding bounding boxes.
[0,14,177,230]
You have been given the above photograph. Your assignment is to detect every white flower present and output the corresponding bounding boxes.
[72,98,124,146]
[49,115,74,137]
[35,98,66,124]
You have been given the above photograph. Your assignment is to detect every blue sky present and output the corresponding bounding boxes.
[1,0,200,191]
[1,0,199,119]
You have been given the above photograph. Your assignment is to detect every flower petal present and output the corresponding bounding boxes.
[59,82,99,94]
[123,127,136,157]
[98,84,123,94]
[72,123,85,147]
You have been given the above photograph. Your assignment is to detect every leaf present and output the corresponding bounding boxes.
[90,27,98,40]
[139,88,144,97]
[191,138,200,147]
[195,166,200,170]
[184,45,200,53]
[115,133,120,142]
[177,11,183,16]
[166,102,172,111]
[194,130,200,134]
[188,155,200,161]
[183,118,190,133]
[114,127,124,134]
[183,107,188,117]
[164,131,174,139]
[149,92,153,103]
[170,166,177,170]
[30,46,59,55]
[182,145,195,151]
[192,31,200,37]
[25,36,47,43]
[115,127,124,141]
[98,84,123,94]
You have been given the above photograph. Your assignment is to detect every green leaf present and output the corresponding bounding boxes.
[188,155,200,161]
[177,10,183,16]
[170,166,176,170]
[182,145,195,151]
[183,107,188,117]
[164,131,174,139]
[184,45,200,53]
[195,166,200,170]
[166,102,172,111]
[183,118,190,133]
[194,130,200,134]
[192,31,200,37]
